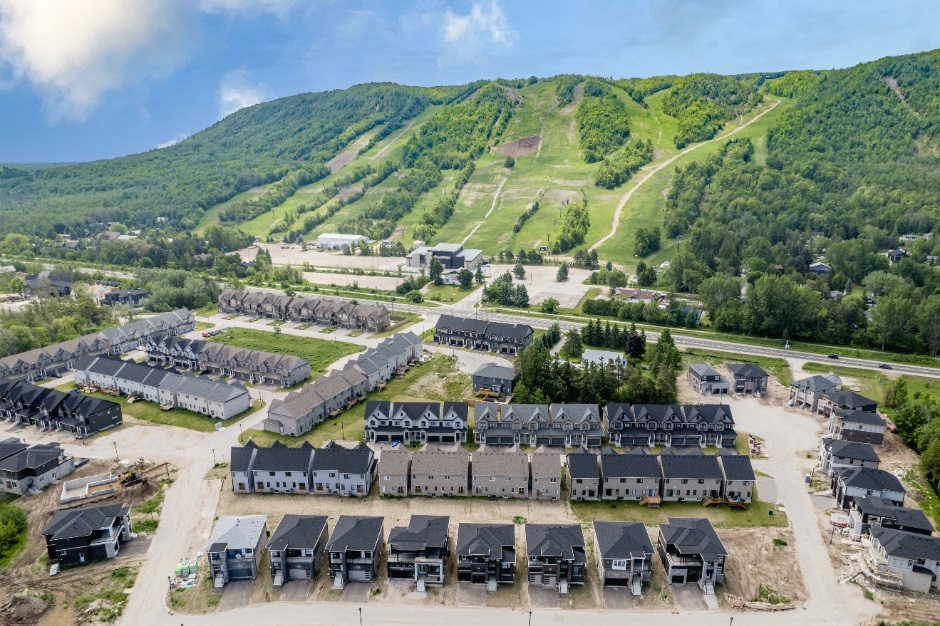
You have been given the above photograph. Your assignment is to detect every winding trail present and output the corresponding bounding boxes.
[461,175,508,246]
[589,99,781,253]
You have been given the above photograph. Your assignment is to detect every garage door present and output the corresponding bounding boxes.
[349,568,369,582]
[288,567,308,579]
[606,576,629,587]
[229,568,252,579]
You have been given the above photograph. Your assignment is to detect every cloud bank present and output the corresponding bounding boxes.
[439,1,517,66]
[217,70,269,118]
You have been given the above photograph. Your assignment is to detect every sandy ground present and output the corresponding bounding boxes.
[238,244,408,272]
[493,136,540,157]
[302,271,404,291]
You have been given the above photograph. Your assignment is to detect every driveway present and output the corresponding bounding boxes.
[280,580,313,602]
[602,587,634,610]
[218,580,253,612]
[670,585,707,611]
[527,585,559,608]
[456,582,485,607]
[341,582,371,603]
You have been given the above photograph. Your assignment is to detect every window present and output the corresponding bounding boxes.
[680,479,688,484]
[269,471,275,476]
[697,479,704,484]
[611,559,628,570]
[285,471,292,476]
[636,478,643,483]
[444,475,450,480]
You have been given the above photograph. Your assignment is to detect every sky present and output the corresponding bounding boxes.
[1,0,939,163]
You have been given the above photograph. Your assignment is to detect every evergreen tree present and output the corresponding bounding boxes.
[474,265,485,284]
[429,256,444,286]
[513,262,526,279]
[556,262,569,282]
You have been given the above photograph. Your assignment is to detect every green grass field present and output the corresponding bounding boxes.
[238,354,471,447]
[195,186,267,234]
[571,492,786,528]
[423,284,480,303]
[683,347,793,387]
[207,327,362,375]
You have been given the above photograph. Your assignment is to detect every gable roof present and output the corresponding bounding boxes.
[326,516,384,552]
[309,441,373,474]
[871,526,940,561]
[837,410,885,427]
[388,515,449,551]
[852,497,934,533]
[267,514,328,551]
[230,442,258,473]
[659,453,722,479]
[599,448,661,479]
[252,442,314,472]
[594,521,654,559]
[43,504,129,542]
[716,453,756,481]
[791,375,838,392]
[525,524,585,560]
[410,449,469,475]
[377,449,411,475]
[726,363,768,378]
[823,439,881,463]
[472,447,528,477]
[659,518,727,560]
[456,523,515,558]
[566,449,599,480]
[207,515,267,552]
[688,364,722,379]
[472,362,516,380]
[823,390,877,409]
[837,467,905,493]
[530,449,561,479]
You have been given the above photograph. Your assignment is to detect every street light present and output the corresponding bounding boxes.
[359,607,362,626]
[113,441,119,462]
[529,611,532,626]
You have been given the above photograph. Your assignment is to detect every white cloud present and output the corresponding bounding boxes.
[217,70,270,118]
[156,133,188,149]
[197,0,299,17]
[0,0,189,121]
[439,1,517,66]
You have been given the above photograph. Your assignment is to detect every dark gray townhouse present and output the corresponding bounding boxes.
[267,514,329,587]
[433,315,533,356]
[605,403,737,449]
[0,379,122,437]
[567,448,600,501]
[456,523,516,589]
[387,515,450,590]
[525,524,586,594]
[250,441,315,494]
[657,518,727,594]
[658,451,723,503]
[218,290,391,331]
[593,521,655,593]
[327,516,385,589]
[599,448,662,502]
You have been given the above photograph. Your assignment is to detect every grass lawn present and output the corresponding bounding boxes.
[238,355,471,448]
[371,312,423,339]
[207,327,363,375]
[191,302,219,317]
[195,321,215,331]
[571,492,786,528]
[0,495,26,570]
[423,284,480,303]
[683,348,794,386]
[58,383,265,432]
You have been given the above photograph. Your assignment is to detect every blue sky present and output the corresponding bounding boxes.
[1,0,939,163]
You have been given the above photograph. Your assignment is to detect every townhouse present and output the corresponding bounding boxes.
[866,527,940,593]
[819,439,881,475]
[658,518,727,593]
[364,400,469,445]
[828,410,886,446]
[72,356,250,419]
[100,289,149,308]
[471,447,529,498]
[567,448,600,501]
[251,441,314,494]
[818,390,878,417]
[593,521,655,593]
[267,515,329,586]
[549,404,604,447]
[716,451,755,505]
[387,515,450,590]
[327,516,385,588]
[599,448,661,502]
[788,374,840,411]
[474,403,603,448]
[833,467,906,509]
[605,403,737,449]
[530,448,561,500]
[686,364,729,396]
[433,315,534,356]
[0,379,123,437]
[472,363,517,398]
[456,523,516,589]
[43,504,134,566]
[207,515,268,588]
[410,449,470,497]
[217,290,391,331]
[525,524,587,594]
[726,363,769,396]
[378,449,411,496]
[230,441,259,492]
[310,442,376,496]
[848,497,934,541]
[0,309,194,382]
[0,442,75,495]
[659,452,723,503]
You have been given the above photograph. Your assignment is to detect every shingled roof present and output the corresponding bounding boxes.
[326,516,384,552]
[871,526,940,561]
[659,517,727,561]
[456,523,515,558]
[594,521,654,560]
[267,514,328,551]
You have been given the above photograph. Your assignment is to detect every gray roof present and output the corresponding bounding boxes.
[309,441,373,474]
[394,401,440,421]
[252,441,314,472]
[206,515,267,552]
[823,439,881,463]
[659,518,727,560]
[726,363,768,379]
[837,467,905,493]
[472,447,528,477]
[473,362,516,380]
[443,401,469,421]
[525,524,586,560]
[267,515,328,551]
[823,390,877,409]
[871,526,940,561]
[411,449,469,475]
[688,363,722,379]
[530,449,561,480]
[853,497,934,533]
[436,314,532,341]
[0,444,63,472]
[388,515,449,551]
[600,448,661,479]
[659,454,723,480]
[567,449,599,480]
[594,521,654,559]
[837,410,885,427]
[43,504,129,542]
[326,516,384,552]
[791,375,838,392]
[378,449,411,476]
[456,523,515,558]
[716,453,755,481]
[230,442,258,473]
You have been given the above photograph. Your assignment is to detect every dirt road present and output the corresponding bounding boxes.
[461,176,508,246]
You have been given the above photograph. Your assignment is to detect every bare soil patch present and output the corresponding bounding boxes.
[337,185,362,200]
[722,527,806,606]
[544,189,580,205]
[494,135,540,157]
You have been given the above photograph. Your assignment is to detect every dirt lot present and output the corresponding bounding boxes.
[238,244,408,272]
[494,135,540,157]
[0,460,170,626]
[486,263,594,309]
[301,271,404,291]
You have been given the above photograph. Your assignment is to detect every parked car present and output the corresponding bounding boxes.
[202,331,212,338]
[879,363,892,370]
[828,354,840,359]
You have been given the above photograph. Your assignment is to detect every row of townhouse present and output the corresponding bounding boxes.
[473,402,604,447]
[433,315,534,356]
[0,378,122,437]
[473,401,737,449]
[686,363,770,397]
[218,289,391,331]
[567,447,755,505]
[145,334,310,388]
[0,438,75,495]
[0,309,195,382]
[72,356,250,419]
[377,446,562,499]
[364,400,469,445]
[205,513,728,599]
[230,440,377,496]
[263,332,422,437]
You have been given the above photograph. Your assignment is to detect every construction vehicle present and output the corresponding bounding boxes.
[119,460,145,486]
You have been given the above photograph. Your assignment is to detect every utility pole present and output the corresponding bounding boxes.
[113,441,119,462]
[359,607,362,626]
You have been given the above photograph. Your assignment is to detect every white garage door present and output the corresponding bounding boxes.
[288,567,308,579]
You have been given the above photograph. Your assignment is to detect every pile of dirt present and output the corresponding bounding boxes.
[494,135,540,157]
[0,588,51,625]
[721,528,806,607]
